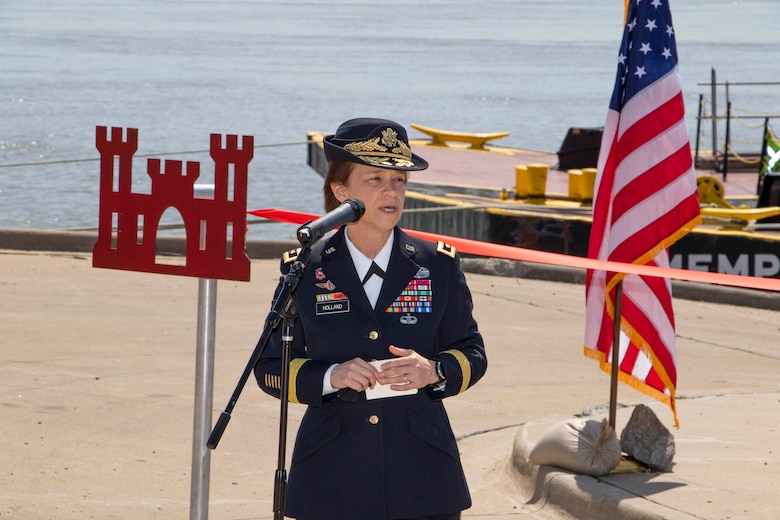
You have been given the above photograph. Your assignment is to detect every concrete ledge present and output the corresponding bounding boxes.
[0,228,99,253]
[3,229,779,310]
[462,256,586,284]
[0,228,298,260]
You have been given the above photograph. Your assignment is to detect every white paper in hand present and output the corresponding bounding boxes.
[364,359,418,400]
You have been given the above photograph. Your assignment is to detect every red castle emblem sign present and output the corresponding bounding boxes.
[92,126,252,281]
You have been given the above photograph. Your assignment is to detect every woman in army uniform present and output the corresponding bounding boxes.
[254,118,487,520]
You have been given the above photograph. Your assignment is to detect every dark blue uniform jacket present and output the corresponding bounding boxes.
[254,226,487,520]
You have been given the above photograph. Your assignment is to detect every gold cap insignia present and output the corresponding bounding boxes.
[344,127,414,168]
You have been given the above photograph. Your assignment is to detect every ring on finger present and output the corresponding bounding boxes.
[403,374,409,384]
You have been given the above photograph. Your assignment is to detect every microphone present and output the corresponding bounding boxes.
[297,198,365,246]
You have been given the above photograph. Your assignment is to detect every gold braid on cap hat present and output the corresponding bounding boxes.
[344,127,414,168]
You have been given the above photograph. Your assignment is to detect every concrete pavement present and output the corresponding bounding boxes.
[1,237,779,519]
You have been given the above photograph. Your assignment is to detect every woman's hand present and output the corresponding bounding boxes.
[377,345,439,390]
[330,358,380,392]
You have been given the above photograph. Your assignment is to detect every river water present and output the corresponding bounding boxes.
[2,0,778,239]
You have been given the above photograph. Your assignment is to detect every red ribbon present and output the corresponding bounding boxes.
[248,208,780,293]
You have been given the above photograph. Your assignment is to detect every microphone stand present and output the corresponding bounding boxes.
[207,243,312,520]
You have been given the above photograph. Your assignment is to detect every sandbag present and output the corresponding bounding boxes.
[529,418,621,476]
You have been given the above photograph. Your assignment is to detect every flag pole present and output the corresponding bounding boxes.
[609,278,624,429]
[758,117,769,195]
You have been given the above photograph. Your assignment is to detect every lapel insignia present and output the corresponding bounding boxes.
[436,241,456,258]
[315,267,326,280]
[324,246,336,255]
[405,243,416,254]
[283,248,301,264]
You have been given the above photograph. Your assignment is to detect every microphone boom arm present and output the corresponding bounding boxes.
[207,246,312,450]
[209,203,362,517]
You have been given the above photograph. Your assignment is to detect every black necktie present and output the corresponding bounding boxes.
[361,261,386,285]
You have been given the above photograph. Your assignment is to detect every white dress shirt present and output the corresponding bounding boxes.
[322,230,394,395]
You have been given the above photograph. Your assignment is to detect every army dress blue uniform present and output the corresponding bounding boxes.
[254,226,487,520]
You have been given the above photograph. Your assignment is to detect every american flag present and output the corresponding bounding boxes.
[584,0,701,428]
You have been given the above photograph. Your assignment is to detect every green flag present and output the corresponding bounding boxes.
[761,125,780,178]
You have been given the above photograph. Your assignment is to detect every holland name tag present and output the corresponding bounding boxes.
[316,292,350,315]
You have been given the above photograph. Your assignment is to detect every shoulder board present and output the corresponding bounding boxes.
[283,248,301,264]
[436,241,456,258]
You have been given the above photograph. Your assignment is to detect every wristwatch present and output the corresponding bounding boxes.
[434,361,447,385]
[426,361,447,398]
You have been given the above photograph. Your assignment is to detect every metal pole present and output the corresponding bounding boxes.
[695,94,703,166]
[711,67,718,159]
[724,101,732,181]
[191,184,217,520]
[609,279,624,430]
[191,277,217,520]
[725,81,731,111]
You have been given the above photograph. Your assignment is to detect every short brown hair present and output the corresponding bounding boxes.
[322,160,355,212]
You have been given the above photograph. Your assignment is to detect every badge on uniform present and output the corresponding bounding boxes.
[414,266,430,279]
[399,314,418,325]
[316,280,337,291]
[385,278,432,323]
[316,292,350,315]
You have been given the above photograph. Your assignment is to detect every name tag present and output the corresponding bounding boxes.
[316,292,350,315]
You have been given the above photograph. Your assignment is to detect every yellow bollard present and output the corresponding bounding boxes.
[696,175,733,208]
[526,163,549,198]
[568,169,583,200]
[514,165,528,199]
[581,167,597,201]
